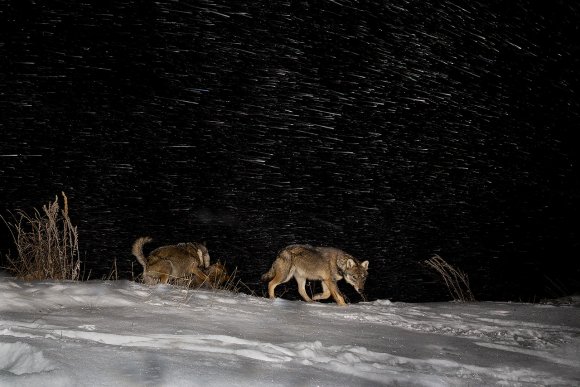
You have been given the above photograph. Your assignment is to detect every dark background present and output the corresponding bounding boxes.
[1,0,579,302]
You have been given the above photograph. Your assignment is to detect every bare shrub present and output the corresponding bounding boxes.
[104,257,118,281]
[1,192,81,281]
[423,254,475,302]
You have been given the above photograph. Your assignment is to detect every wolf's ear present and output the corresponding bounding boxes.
[197,249,204,264]
[346,259,355,268]
[361,261,369,270]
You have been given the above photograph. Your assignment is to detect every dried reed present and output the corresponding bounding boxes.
[423,254,475,302]
[1,192,81,281]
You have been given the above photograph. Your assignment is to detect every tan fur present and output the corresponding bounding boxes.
[261,244,369,306]
[131,236,210,285]
[191,262,231,288]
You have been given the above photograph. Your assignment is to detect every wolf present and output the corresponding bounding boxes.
[261,244,369,305]
[193,262,231,288]
[131,236,210,285]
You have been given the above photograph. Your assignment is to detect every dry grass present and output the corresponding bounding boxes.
[423,254,475,302]
[1,192,81,281]
[104,257,118,281]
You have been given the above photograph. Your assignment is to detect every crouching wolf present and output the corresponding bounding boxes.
[132,236,210,285]
[191,262,231,289]
[261,244,369,305]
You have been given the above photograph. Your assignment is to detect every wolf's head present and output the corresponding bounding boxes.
[206,262,230,287]
[343,258,369,294]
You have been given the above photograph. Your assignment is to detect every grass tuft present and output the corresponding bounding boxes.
[1,192,81,281]
[423,254,475,302]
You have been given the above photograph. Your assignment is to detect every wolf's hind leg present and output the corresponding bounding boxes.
[295,277,313,302]
[312,281,331,301]
[267,267,290,299]
[266,254,294,300]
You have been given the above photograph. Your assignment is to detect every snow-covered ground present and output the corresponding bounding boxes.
[1,276,579,386]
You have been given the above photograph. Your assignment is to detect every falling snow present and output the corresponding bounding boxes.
[1,0,579,302]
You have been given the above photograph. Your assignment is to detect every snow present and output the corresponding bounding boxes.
[1,276,579,386]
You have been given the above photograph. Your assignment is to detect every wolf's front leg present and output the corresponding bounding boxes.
[190,266,209,285]
[324,279,346,305]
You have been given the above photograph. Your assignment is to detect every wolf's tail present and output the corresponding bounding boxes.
[261,248,292,282]
[132,236,152,269]
[261,266,275,282]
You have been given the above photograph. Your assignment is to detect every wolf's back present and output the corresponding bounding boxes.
[132,236,153,268]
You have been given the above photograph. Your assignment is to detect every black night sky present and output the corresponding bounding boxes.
[1,0,579,302]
